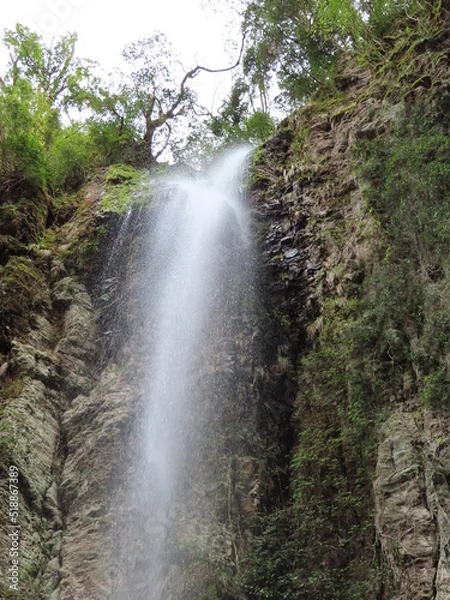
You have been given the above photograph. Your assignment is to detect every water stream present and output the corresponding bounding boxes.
[113,147,253,599]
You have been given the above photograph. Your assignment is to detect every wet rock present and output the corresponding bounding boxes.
[44,482,63,528]
[59,365,135,600]
[41,557,61,595]
[283,247,299,260]
[0,233,26,264]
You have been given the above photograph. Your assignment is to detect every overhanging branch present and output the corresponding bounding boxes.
[143,34,246,159]
[163,34,246,121]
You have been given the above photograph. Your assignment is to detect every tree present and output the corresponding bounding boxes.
[0,24,97,193]
[121,32,197,163]
[92,31,246,165]
[2,24,97,114]
[239,0,422,107]
[241,0,359,107]
[0,76,49,192]
[210,78,275,144]
[88,32,198,164]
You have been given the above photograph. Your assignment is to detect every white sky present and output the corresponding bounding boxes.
[0,0,241,112]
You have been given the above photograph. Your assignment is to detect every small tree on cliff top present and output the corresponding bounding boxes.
[121,32,197,164]
[93,31,246,165]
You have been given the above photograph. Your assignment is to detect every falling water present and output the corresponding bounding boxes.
[113,147,253,599]
[144,149,251,490]
[103,205,133,275]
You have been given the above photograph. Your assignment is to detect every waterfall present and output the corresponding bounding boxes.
[103,206,133,276]
[112,146,253,599]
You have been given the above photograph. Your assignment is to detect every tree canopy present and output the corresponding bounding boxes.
[89,33,200,165]
[2,24,95,111]
[240,0,423,106]
[0,1,438,196]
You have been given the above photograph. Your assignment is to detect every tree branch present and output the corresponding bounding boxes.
[160,33,246,124]
[188,33,246,77]
[154,121,172,161]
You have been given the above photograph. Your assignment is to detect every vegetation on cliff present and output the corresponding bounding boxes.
[243,2,450,598]
[0,0,431,202]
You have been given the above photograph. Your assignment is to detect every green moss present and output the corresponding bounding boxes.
[105,163,138,184]
[0,194,50,243]
[272,307,291,332]
[249,147,274,188]
[0,377,24,405]
[38,228,58,250]
[289,125,309,157]
[421,367,450,407]
[1,257,48,303]
[0,257,50,346]
[200,584,220,600]
[100,164,151,215]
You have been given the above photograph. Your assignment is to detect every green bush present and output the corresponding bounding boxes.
[47,126,93,192]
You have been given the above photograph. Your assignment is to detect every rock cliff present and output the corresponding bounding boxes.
[0,165,285,599]
[244,9,450,597]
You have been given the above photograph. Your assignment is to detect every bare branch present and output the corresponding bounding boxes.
[132,32,246,162]
[159,33,246,124]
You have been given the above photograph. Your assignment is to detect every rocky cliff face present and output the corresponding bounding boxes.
[2,13,450,600]
[245,12,450,598]
[0,166,287,599]
[0,175,134,599]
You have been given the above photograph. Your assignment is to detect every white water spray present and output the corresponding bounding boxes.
[144,149,250,492]
[113,146,253,599]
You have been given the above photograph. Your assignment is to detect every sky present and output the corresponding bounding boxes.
[0,0,241,112]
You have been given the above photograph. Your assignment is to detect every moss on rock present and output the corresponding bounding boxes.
[100,164,150,215]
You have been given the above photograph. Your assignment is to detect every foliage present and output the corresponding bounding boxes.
[105,163,138,185]
[210,79,275,145]
[0,26,206,192]
[244,24,450,595]
[90,33,199,165]
[239,0,425,107]
[242,0,337,107]
[365,0,421,38]
[2,23,97,111]
[0,2,440,193]
[355,88,450,409]
[0,25,99,195]
[0,5,449,600]
[47,126,93,191]
[245,505,382,599]
[243,292,390,598]
[87,99,142,166]
[357,112,450,263]
[0,77,49,193]
[170,120,222,169]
